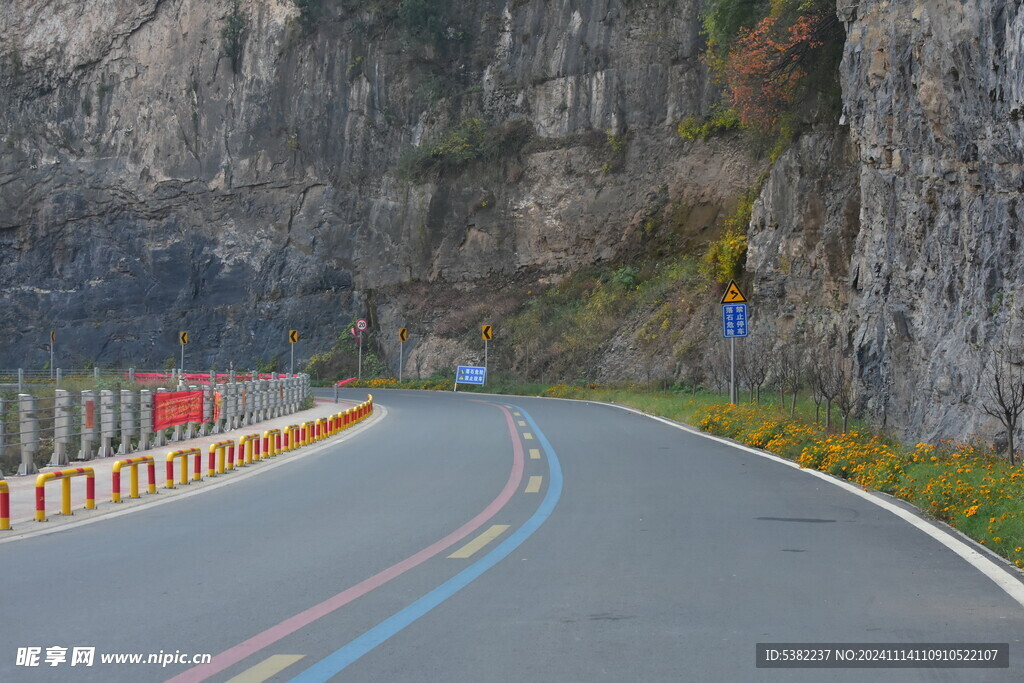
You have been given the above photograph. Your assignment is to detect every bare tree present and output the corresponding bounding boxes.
[834,355,855,433]
[772,345,786,409]
[982,362,1024,466]
[708,345,731,396]
[819,354,842,432]
[679,362,703,396]
[743,338,771,403]
[783,344,803,417]
[807,357,826,424]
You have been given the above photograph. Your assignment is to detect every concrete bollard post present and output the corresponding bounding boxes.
[128,368,135,385]
[56,368,62,389]
[170,389,183,442]
[185,386,198,439]
[153,389,168,447]
[266,378,274,421]
[94,366,100,383]
[212,384,226,434]
[119,389,137,455]
[50,390,72,467]
[139,390,153,451]
[237,382,247,427]
[226,382,238,430]
[249,380,259,425]
[267,379,275,420]
[78,390,99,460]
[98,389,116,458]
[18,394,39,476]
[200,384,213,437]
[243,381,254,426]
[250,382,262,423]
[18,369,24,393]
[272,374,280,417]
[0,397,6,475]
[266,379,276,418]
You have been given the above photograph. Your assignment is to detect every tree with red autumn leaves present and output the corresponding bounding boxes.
[704,1,842,130]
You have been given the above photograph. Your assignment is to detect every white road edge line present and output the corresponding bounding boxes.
[585,399,1024,611]
[0,405,388,546]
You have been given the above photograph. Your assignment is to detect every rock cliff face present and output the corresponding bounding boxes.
[3,0,1023,440]
[747,0,1024,439]
[0,0,756,370]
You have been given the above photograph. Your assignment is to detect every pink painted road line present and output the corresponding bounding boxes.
[168,402,525,683]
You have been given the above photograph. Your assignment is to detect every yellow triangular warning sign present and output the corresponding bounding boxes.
[721,280,747,304]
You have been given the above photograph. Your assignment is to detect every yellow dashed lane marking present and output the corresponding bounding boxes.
[226,654,305,683]
[448,525,511,559]
[525,476,543,493]
[529,448,541,460]
[513,412,521,416]
[517,420,527,427]
[523,432,534,440]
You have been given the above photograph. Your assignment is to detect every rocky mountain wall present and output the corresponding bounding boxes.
[0,0,760,370]
[5,0,1024,441]
[747,0,1024,440]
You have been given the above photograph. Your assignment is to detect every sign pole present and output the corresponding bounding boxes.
[290,344,294,376]
[50,341,54,379]
[399,339,403,383]
[358,334,363,380]
[181,343,185,373]
[484,339,488,386]
[729,336,735,405]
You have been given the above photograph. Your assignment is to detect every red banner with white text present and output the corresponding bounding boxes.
[153,391,204,431]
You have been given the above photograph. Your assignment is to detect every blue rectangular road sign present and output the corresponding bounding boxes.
[456,365,487,385]
[722,303,749,338]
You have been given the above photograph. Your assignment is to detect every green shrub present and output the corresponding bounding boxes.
[698,228,747,285]
[397,118,531,180]
[611,266,640,289]
[677,107,741,141]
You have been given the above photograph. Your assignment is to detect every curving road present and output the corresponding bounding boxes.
[0,389,1022,682]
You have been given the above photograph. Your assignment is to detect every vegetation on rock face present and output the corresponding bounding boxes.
[677,107,741,142]
[397,118,532,180]
[699,228,747,285]
[398,0,448,42]
[290,0,324,33]
[697,0,843,131]
[221,0,247,74]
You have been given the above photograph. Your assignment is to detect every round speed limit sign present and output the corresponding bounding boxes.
[356,319,368,331]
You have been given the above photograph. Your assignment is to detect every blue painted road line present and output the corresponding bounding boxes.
[290,403,563,681]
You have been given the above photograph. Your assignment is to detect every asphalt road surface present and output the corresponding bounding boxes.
[1,388,1023,682]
